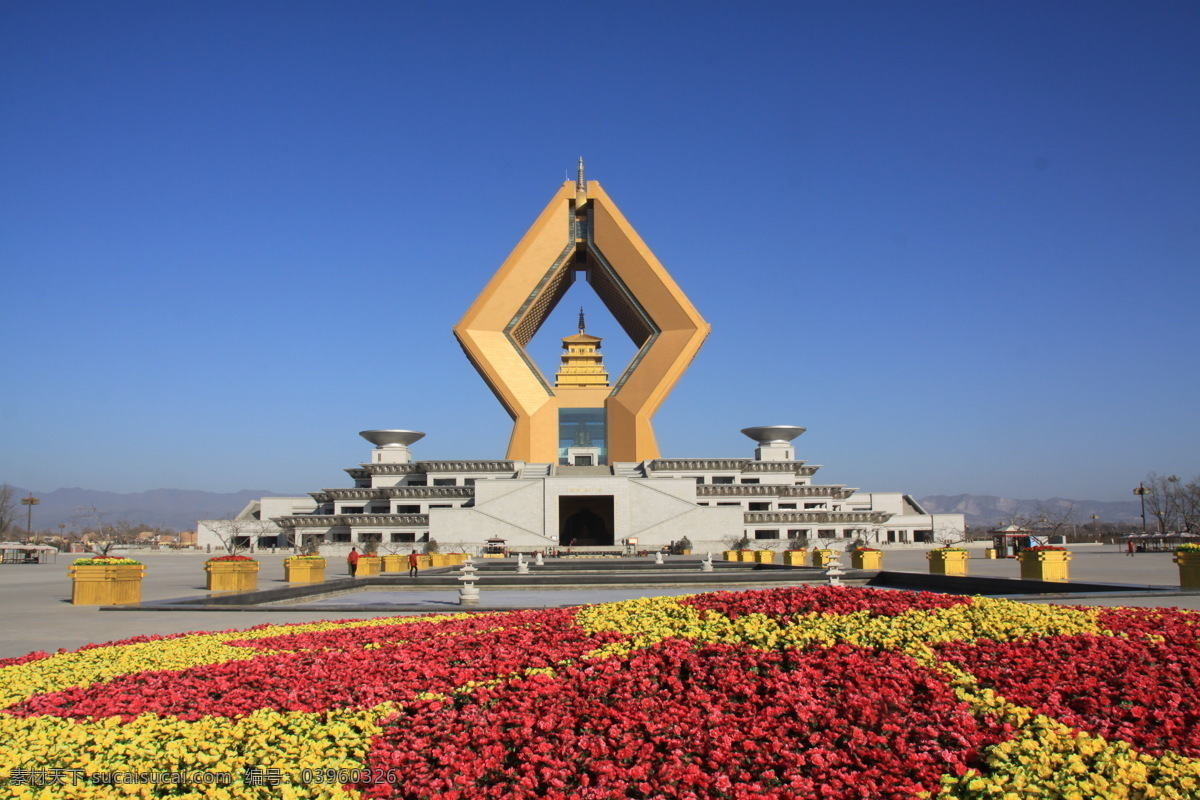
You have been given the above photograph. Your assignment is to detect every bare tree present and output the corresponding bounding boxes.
[0,485,16,539]
[1143,473,1200,534]
[1032,501,1076,540]
[68,507,154,555]
[203,516,279,556]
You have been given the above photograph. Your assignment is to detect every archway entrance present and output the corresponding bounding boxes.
[559,496,615,547]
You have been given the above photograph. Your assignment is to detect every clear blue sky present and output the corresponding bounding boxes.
[2,1,1197,501]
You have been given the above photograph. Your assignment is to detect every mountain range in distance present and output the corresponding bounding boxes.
[3,486,1146,533]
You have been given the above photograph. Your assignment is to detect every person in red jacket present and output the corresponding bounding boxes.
[347,547,360,576]
[408,550,420,578]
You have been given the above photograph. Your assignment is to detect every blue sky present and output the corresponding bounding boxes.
[2,1,1197,501]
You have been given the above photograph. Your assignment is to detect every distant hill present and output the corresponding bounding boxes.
[918,494,1143,528]
[2,487,300,533]
[4,485,1146,535]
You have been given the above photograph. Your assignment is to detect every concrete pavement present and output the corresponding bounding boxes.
[1,545,1195,660]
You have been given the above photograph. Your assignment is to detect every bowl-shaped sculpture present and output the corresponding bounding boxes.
[740,425,806,445]
[359,430,426,448]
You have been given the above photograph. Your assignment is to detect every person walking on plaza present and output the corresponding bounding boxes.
[408,549,420,578]
[347,547,360,576]
[1127,540,1135,557]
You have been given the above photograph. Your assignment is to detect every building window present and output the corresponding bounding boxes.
[694,477,704,484]
[333,533,351,543]
[778,503,796,509]
[408,477,427,486]
[360,533,382,544]
[395,505,420,514]
[754,530,780,539]
[713,476,734,485]
[804,502,826,510]
[817,529,836,538]
[558,408,607,465]
[429,504,452,509]
[717,502,740,507]
[740,478,760,485]
[749,502,770,511]
[342,506,364,514]
[390,532,417,543]
[369,505,389,514]
[464,479,476,486]
[433,478,456,487]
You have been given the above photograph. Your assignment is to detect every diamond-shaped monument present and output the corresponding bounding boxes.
[455,161,710,465]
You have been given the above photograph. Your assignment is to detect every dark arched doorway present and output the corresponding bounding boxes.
[558,496,615,546]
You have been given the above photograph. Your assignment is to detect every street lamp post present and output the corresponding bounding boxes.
[20,495,40,541]
[1133,484,1149,533]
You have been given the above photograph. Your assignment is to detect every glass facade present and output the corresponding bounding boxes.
[558,408,607,465]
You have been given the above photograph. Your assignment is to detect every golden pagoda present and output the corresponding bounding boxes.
[555,309,609,388]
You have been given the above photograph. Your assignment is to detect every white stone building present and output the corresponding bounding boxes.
[197,426,964,554]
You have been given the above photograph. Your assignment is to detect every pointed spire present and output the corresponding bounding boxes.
[575,157,587,205]
[578,306,586,334]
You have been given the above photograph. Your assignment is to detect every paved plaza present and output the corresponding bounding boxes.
[1,545,1196,660]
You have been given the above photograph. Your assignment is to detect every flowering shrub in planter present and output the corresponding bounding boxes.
[927,547,970,575]
[67,557,144,605]
[850,546,883,569]
[283,555,326,584]
[1018,545,1072,582]
[1175,542,1200,588]
[3,586,1199,798]
[204,555,259,591]
[811,548,836,567]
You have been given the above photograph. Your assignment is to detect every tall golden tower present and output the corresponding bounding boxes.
[454,161,709,465]
[555,309,609,388]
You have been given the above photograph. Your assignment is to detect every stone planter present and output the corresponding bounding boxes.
[205,560,259,592]
[679,549,692,556]
[356,556,382,577]
[738,549,756,562]
[851,550,883,569]
[927,550,969,576]
[381,554,404,573]
[753,549,775,564]
[1174,551,1200,589]
[68,564,144,605]
[723,550,740,562]
[284,559,326,583]
[811,549,836,568]
[782,549,807,567]
[1018,550,1071,582]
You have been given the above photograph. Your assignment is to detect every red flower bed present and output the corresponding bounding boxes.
[206,554,256,562]
[678,585,970,622]
[358,639,1007,800]
[9,610,626,721]
[1095,606,1200,647]
[935,633,1200,757]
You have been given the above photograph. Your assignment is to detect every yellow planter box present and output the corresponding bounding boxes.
[1019,550,1071,582]
[753,550,775,564]
[204,560,259,592]
[1174,551,1200,589]
[851,550,883,569]
[811,549,836,568]
[381,554,404,573]
[356,556,382,576]
[927,550,969,576]
[738,549,756,562]
[284,559,326,583]
[723,550,740,562]
[782,549,807,567]
[68,564,144,605]
[430,554,450,568]
[417,555,434,570]
[448,553,467,565]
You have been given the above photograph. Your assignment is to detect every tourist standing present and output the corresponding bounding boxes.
[408,549,420,578]
[348,547,360,576]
